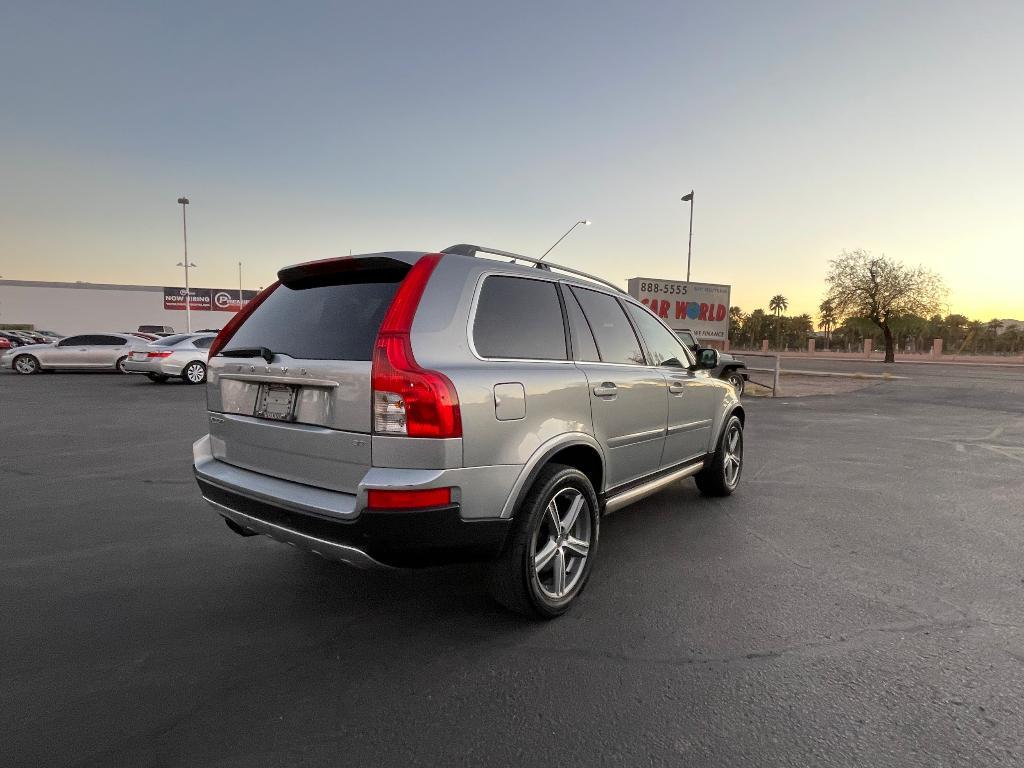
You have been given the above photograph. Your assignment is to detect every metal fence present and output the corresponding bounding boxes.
[735,351,781,397]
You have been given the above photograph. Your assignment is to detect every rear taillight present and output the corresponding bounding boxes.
[371,253,461,439]
[366,487,452,510]
[208,282,279,359]
[147,351,173,358]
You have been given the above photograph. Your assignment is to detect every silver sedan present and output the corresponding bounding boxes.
[1,332,150,374]
[122,333,216,384]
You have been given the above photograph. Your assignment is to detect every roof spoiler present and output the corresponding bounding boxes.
[277,256,410,288]
[442,244,623,294]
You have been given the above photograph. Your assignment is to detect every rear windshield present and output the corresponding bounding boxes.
[224,268,409,361]
[152,334,192,347]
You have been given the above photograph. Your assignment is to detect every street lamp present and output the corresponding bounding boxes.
[176,196,196,331]
[238,261,243,306]
[539,219,591,261]
[680,191,694,282]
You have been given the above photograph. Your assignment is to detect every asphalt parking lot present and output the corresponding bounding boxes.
[4,367,1024,767]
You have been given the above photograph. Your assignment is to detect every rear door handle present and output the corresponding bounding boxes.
[593,382,617,398]
[669,382,685,394]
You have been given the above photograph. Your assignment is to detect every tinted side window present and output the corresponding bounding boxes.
[192,336,214,349]
[571,287,645,365]
[473,276,567,360]
[60,335,89,346]
[153,334,191,347]
[93,335,127,346]
[626,303,691,367]
[562,286,600,362]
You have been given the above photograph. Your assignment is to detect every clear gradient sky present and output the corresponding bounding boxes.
[2,1,1021,321]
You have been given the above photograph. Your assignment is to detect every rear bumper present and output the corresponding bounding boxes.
[193,436,512,568]
[196,476,511,568]
[124,359,184,375]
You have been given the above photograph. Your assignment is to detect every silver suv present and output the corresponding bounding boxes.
[192,245,745,617]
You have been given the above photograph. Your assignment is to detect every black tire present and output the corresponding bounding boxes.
[182,361,207,385]
[13,354,40,375]
[695,415,744,496]
[115,356,129,374]
[488,464,600,619]
[146,373,170,384]
[725,370,745,397]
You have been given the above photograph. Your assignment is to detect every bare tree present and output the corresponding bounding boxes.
[825,250,946,363]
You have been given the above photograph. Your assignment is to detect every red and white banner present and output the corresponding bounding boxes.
[627,277,731,340]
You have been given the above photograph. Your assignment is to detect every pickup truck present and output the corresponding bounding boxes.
[676,329,748,396]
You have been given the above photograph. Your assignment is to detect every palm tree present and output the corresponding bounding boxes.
[945,314,968,348]
[983,319,1004,354]
[819,299,838,349]
[746,308,768,347]
[769,294,788,348]
[964,320,983,354]
[728,306,745,346]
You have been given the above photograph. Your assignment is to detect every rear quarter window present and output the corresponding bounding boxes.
[472,276,567,360]
[153,334,192,347]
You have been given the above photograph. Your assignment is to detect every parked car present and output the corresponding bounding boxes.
[0,337,12,351]
[1,333,150,374]
[123,333,216,384]
[5,330,43,345]
[192,246,745,618]
[676,328,748,396]
[138,325,176,336]
[125,332,160,341]
[0,331,28,347]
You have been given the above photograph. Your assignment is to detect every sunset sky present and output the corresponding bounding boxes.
[1,1,1021,322]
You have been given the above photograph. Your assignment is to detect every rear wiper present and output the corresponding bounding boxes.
[221,346,275,363]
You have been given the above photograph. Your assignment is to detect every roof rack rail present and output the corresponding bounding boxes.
[441,244,624,294]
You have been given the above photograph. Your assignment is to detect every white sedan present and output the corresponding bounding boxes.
[2,333,150,374]
[122,333,216,384]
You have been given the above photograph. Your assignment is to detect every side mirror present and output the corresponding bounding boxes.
[697,348,719,369]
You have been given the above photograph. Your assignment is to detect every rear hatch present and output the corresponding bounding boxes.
[206,256,415,493]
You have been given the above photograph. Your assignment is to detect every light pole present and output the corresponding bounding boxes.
[238,261,243,306]
[681,191,694,282]
[539,219,591,261]
[176,259,197,331]
[176,195,195,331]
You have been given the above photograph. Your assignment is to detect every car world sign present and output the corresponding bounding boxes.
[163,287,258,312]
[627,277,731,340]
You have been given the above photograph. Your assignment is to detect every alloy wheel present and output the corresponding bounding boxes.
[531,487,592,600]
[14,356,38,374]
[724,422,743,488]
[185,363,205,383]
[728,373,744,396]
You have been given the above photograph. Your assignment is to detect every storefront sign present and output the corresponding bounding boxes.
[627,277,731,340]
[163,287,257,312]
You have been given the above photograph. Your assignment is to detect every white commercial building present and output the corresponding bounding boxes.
[0,280,255,335]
